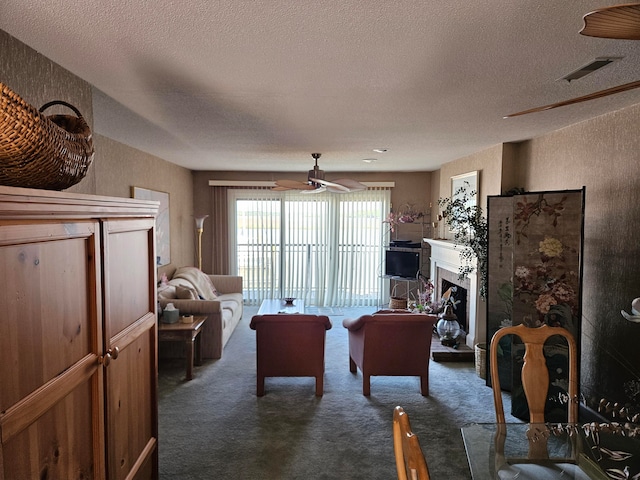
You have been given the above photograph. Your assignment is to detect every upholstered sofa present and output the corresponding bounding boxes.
[158,265,243,359]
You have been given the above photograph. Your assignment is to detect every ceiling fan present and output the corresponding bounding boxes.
[272,153,367,194]
[505,2,640,118]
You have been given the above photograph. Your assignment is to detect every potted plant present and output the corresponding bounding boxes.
[438,182,488,299]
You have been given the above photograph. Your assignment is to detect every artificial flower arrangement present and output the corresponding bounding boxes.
[408,274,466,316]
[409,274,435,313]
[384,204,424,232]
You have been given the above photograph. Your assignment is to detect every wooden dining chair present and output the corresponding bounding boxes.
[489,323,579,424]
[393,406,431,480]
[489,324,581,477]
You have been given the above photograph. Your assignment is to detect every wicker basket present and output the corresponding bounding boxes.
[0,83,94,190]
[389,296,407,310]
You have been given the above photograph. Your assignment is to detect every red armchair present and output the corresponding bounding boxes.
[342,311,437,396]
[249,314,332,396]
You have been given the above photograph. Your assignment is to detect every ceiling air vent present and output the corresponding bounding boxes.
[559,57,621,82]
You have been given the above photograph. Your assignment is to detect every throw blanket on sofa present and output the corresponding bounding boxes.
[173,267,218,300]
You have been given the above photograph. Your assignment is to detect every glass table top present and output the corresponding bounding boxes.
[461,422,640,480]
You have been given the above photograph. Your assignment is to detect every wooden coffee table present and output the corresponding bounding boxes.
[158,315,207,380]
[257,299,305,315]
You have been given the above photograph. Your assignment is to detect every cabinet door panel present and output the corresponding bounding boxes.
[2,378,99,480]
[0,224,98,411]
[103,223,153,336]
[105,318,156,480]
[102,219,157,480]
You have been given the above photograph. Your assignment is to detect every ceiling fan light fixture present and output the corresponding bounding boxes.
[272,153,366,193]
[373,148,388,153]
[308,153,325,187]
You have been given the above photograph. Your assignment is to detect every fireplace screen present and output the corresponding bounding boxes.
[441,279,468,332]
[486,188,585,422]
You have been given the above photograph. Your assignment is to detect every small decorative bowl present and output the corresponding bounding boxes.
[283,297,295,305]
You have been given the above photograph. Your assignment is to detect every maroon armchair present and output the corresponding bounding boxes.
[249,314,332,396]
[342,311,437,396]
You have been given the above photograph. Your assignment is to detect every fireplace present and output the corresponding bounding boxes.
[425,238,485,348]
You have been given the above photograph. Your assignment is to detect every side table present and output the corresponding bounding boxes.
[158,315,207,380]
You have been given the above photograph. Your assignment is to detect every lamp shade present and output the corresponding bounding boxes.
[195,215,208,229]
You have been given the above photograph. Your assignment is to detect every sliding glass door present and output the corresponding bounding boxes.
[229,189,390,307]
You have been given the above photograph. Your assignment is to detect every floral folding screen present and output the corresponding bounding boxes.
[486,188,585,422]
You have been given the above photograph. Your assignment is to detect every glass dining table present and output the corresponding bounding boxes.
[461,422,640,480]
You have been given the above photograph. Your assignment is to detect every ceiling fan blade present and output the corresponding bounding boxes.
[293,153,366,194]
[580,3,640,40]
[300,186,326,194]
[504,79,640,118]
[274,179,316,190]
[271,186,291,191]
[330,178,367,192]
[310,177,350,192]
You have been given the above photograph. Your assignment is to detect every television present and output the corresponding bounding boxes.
[384,250,420,279]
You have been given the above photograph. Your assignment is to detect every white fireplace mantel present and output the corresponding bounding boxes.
[425,238,486,348]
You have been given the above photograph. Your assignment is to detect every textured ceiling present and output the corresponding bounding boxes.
[1,1,639,173]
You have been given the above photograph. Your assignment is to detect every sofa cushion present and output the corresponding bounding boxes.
[217,293,242,307]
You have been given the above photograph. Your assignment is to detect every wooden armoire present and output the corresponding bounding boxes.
[0,186,159,479]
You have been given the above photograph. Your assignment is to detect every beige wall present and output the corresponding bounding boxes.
[1,29,195,270]
[94,135,195,269]
[437,143,504,213]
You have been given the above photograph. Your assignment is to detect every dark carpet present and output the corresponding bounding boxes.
[158,306,516,479]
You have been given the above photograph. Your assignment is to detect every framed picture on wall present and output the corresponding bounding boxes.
[451,171,478,207]
[448,171,479,235]
[132,186,170,266]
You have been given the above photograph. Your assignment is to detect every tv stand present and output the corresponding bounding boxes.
[380,274,420,308]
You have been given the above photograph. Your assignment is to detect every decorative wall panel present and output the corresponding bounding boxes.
[487,188,585,421]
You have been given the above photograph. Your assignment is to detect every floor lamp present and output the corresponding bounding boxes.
[195,215,208,271]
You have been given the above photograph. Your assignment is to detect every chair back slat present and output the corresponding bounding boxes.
[489,323,578,424]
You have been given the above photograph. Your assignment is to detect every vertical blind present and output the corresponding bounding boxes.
[229,188,390,307]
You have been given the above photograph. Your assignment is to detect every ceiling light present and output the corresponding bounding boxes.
[373,148,388,153]
[363,158,377,163]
